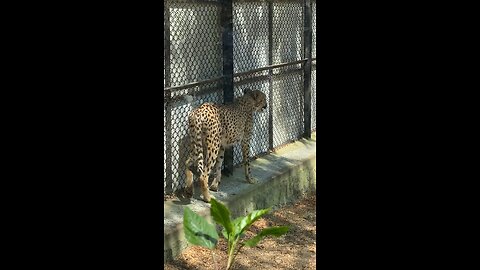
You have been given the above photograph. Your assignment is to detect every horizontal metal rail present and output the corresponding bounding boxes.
[163,76,223,92]
[233,74,270,85]
[234,58,307,78]
[164,59,308,92]
[168,0,222,4]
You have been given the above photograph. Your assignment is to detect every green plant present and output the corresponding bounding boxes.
[183,198,289,270]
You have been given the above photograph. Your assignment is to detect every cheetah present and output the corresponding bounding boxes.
[185,88,267,203]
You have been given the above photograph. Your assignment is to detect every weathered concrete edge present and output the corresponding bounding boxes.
[164,137,316,263]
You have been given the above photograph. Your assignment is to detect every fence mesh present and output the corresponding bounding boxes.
[164,0,316,195]
[311,0,316,59]
[233,0,269,74]
[272,69,304,147]
[168,1,222,87]
[272,0,304,73]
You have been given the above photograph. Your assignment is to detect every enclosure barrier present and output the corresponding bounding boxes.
[164,0,316,195]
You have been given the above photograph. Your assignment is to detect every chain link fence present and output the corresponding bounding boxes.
[164,0,317,195]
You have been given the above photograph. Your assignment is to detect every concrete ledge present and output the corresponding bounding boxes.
[164,133,316,263]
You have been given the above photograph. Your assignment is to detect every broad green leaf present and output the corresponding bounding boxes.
[235,208,271,237]
[244,226,289,247]
[232,216,244,238]
[221,228,228,240]
[183,207,219,250]
[210,198,233,237]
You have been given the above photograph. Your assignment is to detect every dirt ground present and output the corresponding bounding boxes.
[164,195,316,270]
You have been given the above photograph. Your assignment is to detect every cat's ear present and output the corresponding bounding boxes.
[243,88,252,95]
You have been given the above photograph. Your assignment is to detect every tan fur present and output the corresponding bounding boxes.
[185,88,267,202]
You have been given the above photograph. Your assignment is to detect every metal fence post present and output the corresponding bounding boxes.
[303,0,313,139]
[221,0,234,174]
[164,1,173,194]
[268,0,274,150]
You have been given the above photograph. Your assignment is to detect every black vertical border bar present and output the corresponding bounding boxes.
[268,0,274,150]
[221,0,234,173]
[164,1,173,194]
[303,0,312,139]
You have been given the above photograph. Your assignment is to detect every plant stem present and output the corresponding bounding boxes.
[226,241,236,270]
[226,247,235,270]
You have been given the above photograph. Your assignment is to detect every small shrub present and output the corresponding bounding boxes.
[184,198,288,270]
